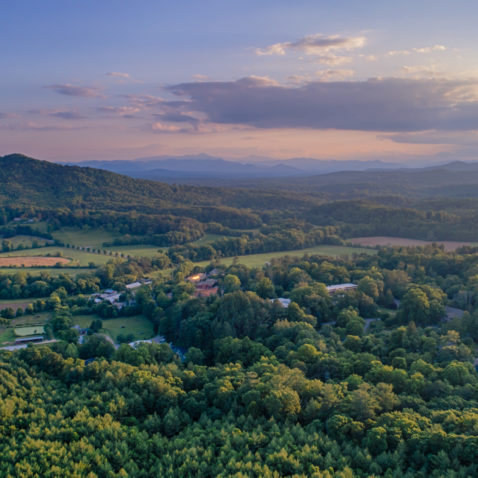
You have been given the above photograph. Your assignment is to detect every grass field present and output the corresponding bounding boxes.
[0,246,112,266]
[15,325,45,336]
[196,245,374,268]
[0,328,16,344]
[52,227,119,249]
[347,236,478,251]
[190,233,225,245]
[10,312,50,327]
[73,314,154,342]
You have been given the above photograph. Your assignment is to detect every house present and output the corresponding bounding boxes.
[193,277,219,298]
[196,278,217,289]
[326,283,358,295]
[93,290,122,304]
[208,268,223,277]
[270,298,291,308]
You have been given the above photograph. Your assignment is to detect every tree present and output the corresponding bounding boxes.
[223,274,241,293]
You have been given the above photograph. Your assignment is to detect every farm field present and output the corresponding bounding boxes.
[196,245,374,268]
[0,256,71,267]
[347,236,478,251]
[52,227,119,249]
[72,314,154,342]
[0,246,112,266]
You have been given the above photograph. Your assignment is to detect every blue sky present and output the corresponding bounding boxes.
[2,1,478,162]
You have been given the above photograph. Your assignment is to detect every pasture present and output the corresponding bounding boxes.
[52,227,119,249]
[15,325,45,336]
[72,314,154,342]
[196,245,374,268]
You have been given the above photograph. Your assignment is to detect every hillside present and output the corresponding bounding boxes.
[0,154,317,215]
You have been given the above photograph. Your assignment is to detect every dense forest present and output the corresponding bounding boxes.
[1,244,478,475]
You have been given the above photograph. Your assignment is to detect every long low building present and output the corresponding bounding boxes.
[326,283,358,294]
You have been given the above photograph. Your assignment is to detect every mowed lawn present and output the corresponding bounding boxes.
[0,246,112,266]
[72,314,155,342]
[196,245,375,268]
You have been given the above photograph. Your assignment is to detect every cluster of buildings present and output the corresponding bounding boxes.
[92,279,153,308]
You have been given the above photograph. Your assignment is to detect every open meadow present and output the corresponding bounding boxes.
[196,244,374,268]
[72,314,155,342]
[51,227,119,249]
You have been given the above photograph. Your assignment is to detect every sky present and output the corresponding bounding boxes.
[1,0,478,163]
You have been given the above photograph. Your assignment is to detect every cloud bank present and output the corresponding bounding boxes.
[166,76,478,133]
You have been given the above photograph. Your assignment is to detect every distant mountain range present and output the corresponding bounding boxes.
[65,155,414,182]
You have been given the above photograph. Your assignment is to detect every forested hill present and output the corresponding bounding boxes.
[0,154,316,214]
[184,162,478,200]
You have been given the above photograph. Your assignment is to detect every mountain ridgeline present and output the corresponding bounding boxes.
[3,154,478,242]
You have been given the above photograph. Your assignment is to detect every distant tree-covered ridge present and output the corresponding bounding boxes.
[3,154,478,245]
